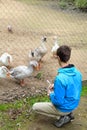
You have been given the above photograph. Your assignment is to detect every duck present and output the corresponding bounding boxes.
[0,66,10,78]
[29,36,47,69]
[9,60,39,86]
[51,36,59,58]
[0,52,13,68]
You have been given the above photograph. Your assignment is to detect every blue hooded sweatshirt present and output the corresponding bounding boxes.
[50,64,82,113]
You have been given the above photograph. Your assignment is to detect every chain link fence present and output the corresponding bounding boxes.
[0,0,87,80]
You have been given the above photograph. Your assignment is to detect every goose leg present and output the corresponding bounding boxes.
[36,62,40,70]
[35,60,41,70]
[20,79,25,87]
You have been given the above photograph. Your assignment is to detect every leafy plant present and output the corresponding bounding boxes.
[35,72,43,80]
[75,0,87,8]
[81,86,87,96]
[59,0,68,9]
[59,0,87,10]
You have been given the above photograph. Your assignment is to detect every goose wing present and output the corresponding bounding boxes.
[10,66,27,79]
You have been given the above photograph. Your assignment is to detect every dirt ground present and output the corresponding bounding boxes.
[0,0,87,104]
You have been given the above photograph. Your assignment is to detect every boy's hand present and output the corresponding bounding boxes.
[49,84,54,90]
[47,84,54,96]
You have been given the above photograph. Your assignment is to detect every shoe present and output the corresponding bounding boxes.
[68,112,75,121]
[54,114,73,128]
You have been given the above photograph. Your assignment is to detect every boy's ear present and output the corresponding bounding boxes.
[57,56,60,60]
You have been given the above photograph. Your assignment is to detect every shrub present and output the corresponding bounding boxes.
[75,0,87,9]
[59,0,68,9]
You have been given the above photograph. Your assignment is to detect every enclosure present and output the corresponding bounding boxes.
[0,0,87,129]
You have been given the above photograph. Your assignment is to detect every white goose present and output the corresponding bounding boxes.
[38,36,47,59]
[0,52,13,68]
[51,36,59,58]
[9,60,39,86]
[29,36,47,69]
[0,66,10,78]
[29,48,41,62]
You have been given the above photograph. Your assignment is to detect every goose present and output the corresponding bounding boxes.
[37,36,47,60]
[51,36,59,58]
[9,60,39,86]
[0,66,10,78]
[0,52,13,68]
[29,36,47,69]
[29,48,41,62]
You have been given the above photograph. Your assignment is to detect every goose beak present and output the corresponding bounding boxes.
[34,63,40,71]
[6,72,10,78]
[8,58,10,64]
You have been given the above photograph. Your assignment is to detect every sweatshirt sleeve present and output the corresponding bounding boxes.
[49,77,65,106]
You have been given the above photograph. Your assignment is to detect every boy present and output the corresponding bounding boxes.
[32,45,82,127]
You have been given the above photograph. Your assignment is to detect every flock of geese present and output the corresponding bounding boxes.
[0,36,59,86]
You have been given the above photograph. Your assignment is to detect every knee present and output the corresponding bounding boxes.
[32,103,38,111]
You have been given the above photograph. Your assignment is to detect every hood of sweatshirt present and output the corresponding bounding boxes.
[58,64,79,76]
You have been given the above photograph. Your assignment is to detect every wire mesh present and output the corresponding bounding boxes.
[0,0,87,102]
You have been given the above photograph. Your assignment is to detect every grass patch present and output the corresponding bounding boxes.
[81,86,87,96]
[0,95,49,111]
[0,86,87,129]
[59,0,68,9]
[0,95,49,130]
[75,0,87,9]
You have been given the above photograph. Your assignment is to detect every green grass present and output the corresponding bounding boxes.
[81,86,87,96]
[75,0,87,8]
[0,86,87,130]
[0,95,49,130]
[59,0,68,9]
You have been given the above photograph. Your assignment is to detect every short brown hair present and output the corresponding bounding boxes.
[56,45,71,62]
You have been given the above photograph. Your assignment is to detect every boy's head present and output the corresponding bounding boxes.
[56,45,71,63]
